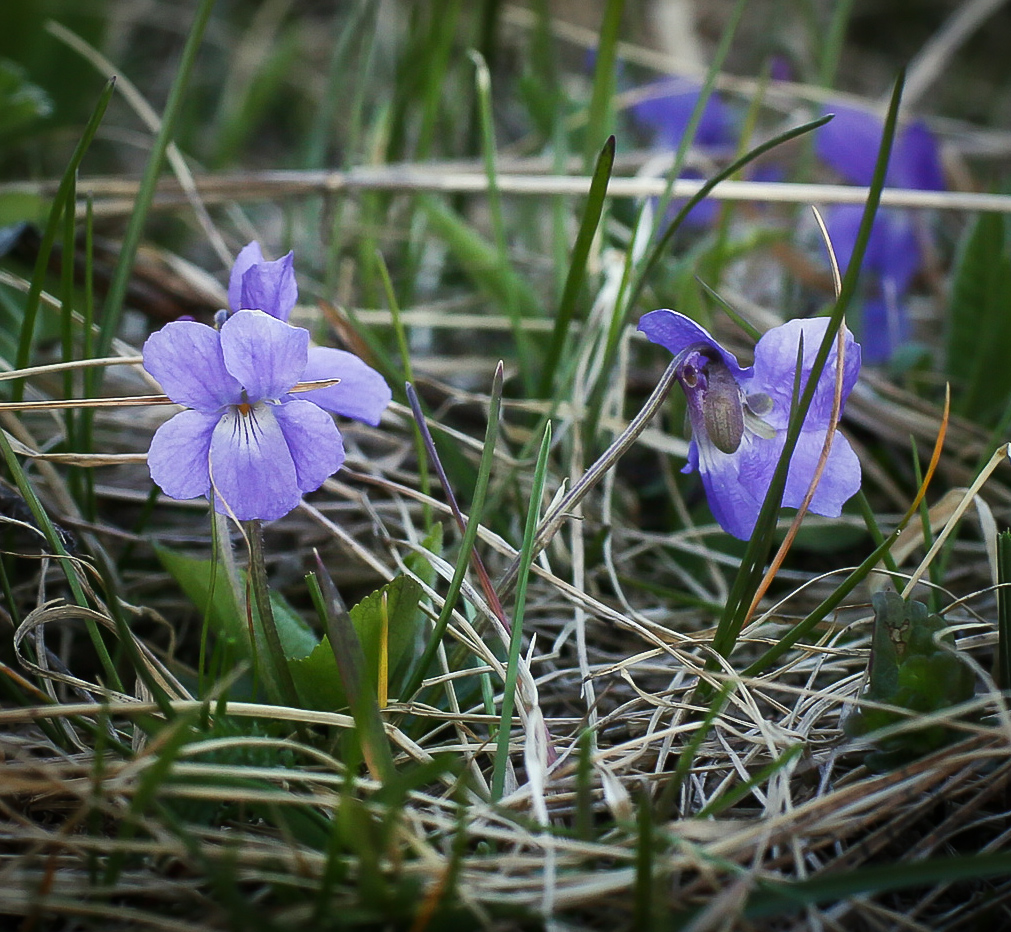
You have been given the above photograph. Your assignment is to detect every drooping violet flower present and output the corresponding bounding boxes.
[225,241,392,425]
[639,310,861,539]
[816,106,944,362]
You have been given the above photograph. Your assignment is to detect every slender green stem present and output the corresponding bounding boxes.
[12,78,115,402]
[491,421,551,801]
[401,364,504,701]
[244,520,301,709]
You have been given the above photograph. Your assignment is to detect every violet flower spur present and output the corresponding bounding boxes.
[226,241,392,426]
[638,310,862,540]
[143,309,346,522]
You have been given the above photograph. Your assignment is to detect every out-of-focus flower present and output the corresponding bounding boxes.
[816,106,944,362]
[630,79,734,153]
[630,79,735,228]
[143,245,392,522]
[639,309,862,539]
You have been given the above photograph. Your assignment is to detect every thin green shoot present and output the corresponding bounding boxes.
[491,420,551,801]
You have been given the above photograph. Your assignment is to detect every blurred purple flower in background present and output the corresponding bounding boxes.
[639,309,861,539]
[629,79,736,228]
[142,245,392,522]
[629,79,784,229]
[816,106,945,362]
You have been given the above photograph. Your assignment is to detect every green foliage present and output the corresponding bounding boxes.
[157,543,427,712]
[946,212,1011,425]
[292,574,424,710]
[844,590,976,769]
[155,543,317,660]
[0,59,51,135]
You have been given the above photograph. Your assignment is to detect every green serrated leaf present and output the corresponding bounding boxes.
[290,575,424,711]
[946,212,1011,423]
[155,544,318,661]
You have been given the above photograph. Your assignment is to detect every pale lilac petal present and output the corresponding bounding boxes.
[728,427,860,536]
[143,321,241,412]
[750,318,860,428]
[638,309,751,382]
[147,409,218,501]
[208,403,300,522]
[219,310,308,402]
[228,241,265,313]
[694,434,767,540]
[861,293,911,365]
[273,399,345,492]
[239,250,297,322]
[299,347,391,425]
[873,211,921,292]
[780,429,862,517]
[822,204,863,276]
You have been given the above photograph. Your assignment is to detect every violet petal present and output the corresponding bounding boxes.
[208,402,300,522]
[143,321,241,412]
[219,310,308,403]
[273,399,345,492]
[299,347,392,425]
[638,309,752,383]
[750,318,861,428]
[228,241,264,313]
[147,409,218,500]
[693,433,766,540]
[239,250,298,322]
[893,120,945,191]
[816,105,883,186]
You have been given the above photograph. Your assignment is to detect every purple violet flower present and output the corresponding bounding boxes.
[639,310,862,539]
[816,106,944,362]
[143,244,392,522]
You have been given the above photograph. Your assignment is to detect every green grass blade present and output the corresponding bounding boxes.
[538,135,614,398]
[582,0,624,169]
[11,77,114,402]
[309,556,396,784]
[708,71,906,671]
[400,364,503,702]
[998,530,1011,690]
[94,0,215,362]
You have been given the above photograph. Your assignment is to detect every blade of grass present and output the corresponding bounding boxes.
[582,0,624,170]
[93,0,216,362]
[707,72,907,675]
[308,555,395,783]
[491,421,551,801]
[538,135,615,398]
[401,364,504,702]
[11,78,115,402]
[375,251,431,523]
[743,391,949,678]
[999,530,1011,691]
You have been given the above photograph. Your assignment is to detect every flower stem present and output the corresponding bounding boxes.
[244,520,302,709]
